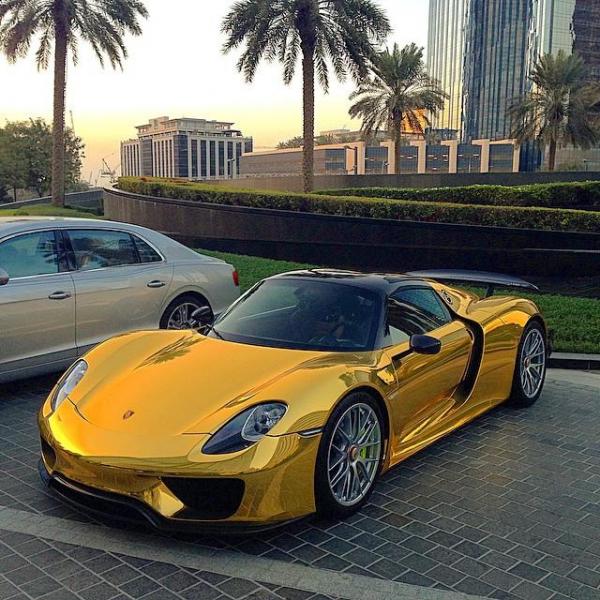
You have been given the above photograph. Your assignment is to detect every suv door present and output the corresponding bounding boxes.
[0,230,76,380]
[65,228,173,354]
[383,287,473,456]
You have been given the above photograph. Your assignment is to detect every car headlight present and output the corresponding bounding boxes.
[51,360,88,411]
[202,402,287,455]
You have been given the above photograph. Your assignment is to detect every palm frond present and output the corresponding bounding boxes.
[0,0,148,70]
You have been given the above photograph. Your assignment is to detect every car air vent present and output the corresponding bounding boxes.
[162,477,245,520]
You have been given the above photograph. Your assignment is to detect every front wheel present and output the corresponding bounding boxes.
[315,392,384,519]
[509,321,547,407]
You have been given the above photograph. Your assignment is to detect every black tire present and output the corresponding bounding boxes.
[315,391,385,519]
[159,294,211,330]
[508,320,547,408]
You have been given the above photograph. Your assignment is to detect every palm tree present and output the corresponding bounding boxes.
[509,50,600,171]
[222,0,390,192]
[0,0,148,206]
[349,43,446,175]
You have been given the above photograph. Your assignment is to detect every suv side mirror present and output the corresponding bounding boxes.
[191,306,213,329]
[0,268,9,286]
[410,334,442,355]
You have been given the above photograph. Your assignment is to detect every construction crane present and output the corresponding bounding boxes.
[99,155,120,185]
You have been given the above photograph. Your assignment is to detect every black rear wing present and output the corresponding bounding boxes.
[407,270,539,298]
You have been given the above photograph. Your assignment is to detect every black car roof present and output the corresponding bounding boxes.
[269,269,430,293]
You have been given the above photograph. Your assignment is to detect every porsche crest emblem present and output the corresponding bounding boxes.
[123,410,135,420]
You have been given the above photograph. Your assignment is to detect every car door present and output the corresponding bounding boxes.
[65,228,173,354]
[383,287,473,458]
[0,229,76,380]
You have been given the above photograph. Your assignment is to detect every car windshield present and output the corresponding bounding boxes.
[211,278,380,352]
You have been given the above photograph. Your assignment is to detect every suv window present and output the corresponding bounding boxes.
[0,231,59,278]
[133,235,162,263]
[386,287,452,345]
[68,230,139,271]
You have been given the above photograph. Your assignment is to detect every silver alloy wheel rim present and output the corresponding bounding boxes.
[520,328,546,398]
[166,302,203,330]
[327,403,382,507]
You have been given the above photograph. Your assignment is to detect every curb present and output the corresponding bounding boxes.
[549,352,600,370]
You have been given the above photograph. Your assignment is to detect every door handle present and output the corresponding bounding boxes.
[48,291,72,300]
[147,280,166,288]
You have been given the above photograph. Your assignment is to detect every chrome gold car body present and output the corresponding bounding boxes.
[38,270,546,530]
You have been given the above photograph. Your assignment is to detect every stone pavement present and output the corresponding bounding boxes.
[0,370,598,600]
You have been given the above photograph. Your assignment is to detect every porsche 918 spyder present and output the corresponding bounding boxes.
[38,269,548,531]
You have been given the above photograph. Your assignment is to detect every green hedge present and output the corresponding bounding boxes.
[321,181,600,210]
[117,178,600,233]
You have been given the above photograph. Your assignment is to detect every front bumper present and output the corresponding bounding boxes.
[38,405,321,532]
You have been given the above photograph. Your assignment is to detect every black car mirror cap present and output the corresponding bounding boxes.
[410,334,442,355]
[0,268,9,286]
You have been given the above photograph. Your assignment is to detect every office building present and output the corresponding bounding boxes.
[429,0,600,144]
[240,139,519,177]
[121,116,253,180]
[427,0,468,133]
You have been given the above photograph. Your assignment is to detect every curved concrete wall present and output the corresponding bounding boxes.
[104,188,600,277]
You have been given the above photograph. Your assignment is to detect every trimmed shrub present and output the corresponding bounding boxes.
[117,177,600,233]
[321,181,600,210]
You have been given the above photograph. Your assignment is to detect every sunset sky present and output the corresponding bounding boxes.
[0,1,428,183]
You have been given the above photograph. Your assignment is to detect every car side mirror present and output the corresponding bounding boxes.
[0,268,9,287]
[191,306,213,329]
[410,334,442,355]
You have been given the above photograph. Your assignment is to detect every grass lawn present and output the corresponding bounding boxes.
[0,203,98,219]
[200,249,599,354]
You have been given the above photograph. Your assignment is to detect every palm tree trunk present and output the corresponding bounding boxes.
[51,0,68,207]
[548,139,557,172]
[393,120,403,176]
[301,50,315,193]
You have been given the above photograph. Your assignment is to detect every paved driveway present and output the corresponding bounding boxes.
[0,370,598,600]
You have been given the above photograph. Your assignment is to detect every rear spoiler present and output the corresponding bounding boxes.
[407,270,539,298]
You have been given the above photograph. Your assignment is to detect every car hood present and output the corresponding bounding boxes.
[71,331,329,436]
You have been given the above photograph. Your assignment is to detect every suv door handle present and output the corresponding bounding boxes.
[147,280,166,288]
[48,291,72,300]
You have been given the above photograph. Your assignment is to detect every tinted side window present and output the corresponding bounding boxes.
[0,231,59,278]
[133,236,162,263]
[386,288,452,345]
[68,230,139,271]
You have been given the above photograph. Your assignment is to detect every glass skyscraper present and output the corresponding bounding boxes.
[428,0,599,142]
[427,0,468,133]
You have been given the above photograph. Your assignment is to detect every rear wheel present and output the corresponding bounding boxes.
[315,392,384,518]
[509,321,547,407]
[160,294,211,330]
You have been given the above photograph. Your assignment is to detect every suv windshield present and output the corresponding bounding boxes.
[211,278,380,352]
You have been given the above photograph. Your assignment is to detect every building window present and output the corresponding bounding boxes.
[227,141,234,177]
[191,140,198,178]
[325,148,346,174]
[201,141,207,178]
[457,144,481,173]
[235,142,243,176]
[209,141,216,178]
[218,142,225,177]
[399,146,418,174]
[365,146,389,174]
[489,144,514,172]
[426,145,450,173]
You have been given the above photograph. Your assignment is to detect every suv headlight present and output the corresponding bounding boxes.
[202,402,287,455]
[51,360,88,411]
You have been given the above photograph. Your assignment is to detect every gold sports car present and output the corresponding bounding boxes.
[38,269,548,531]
